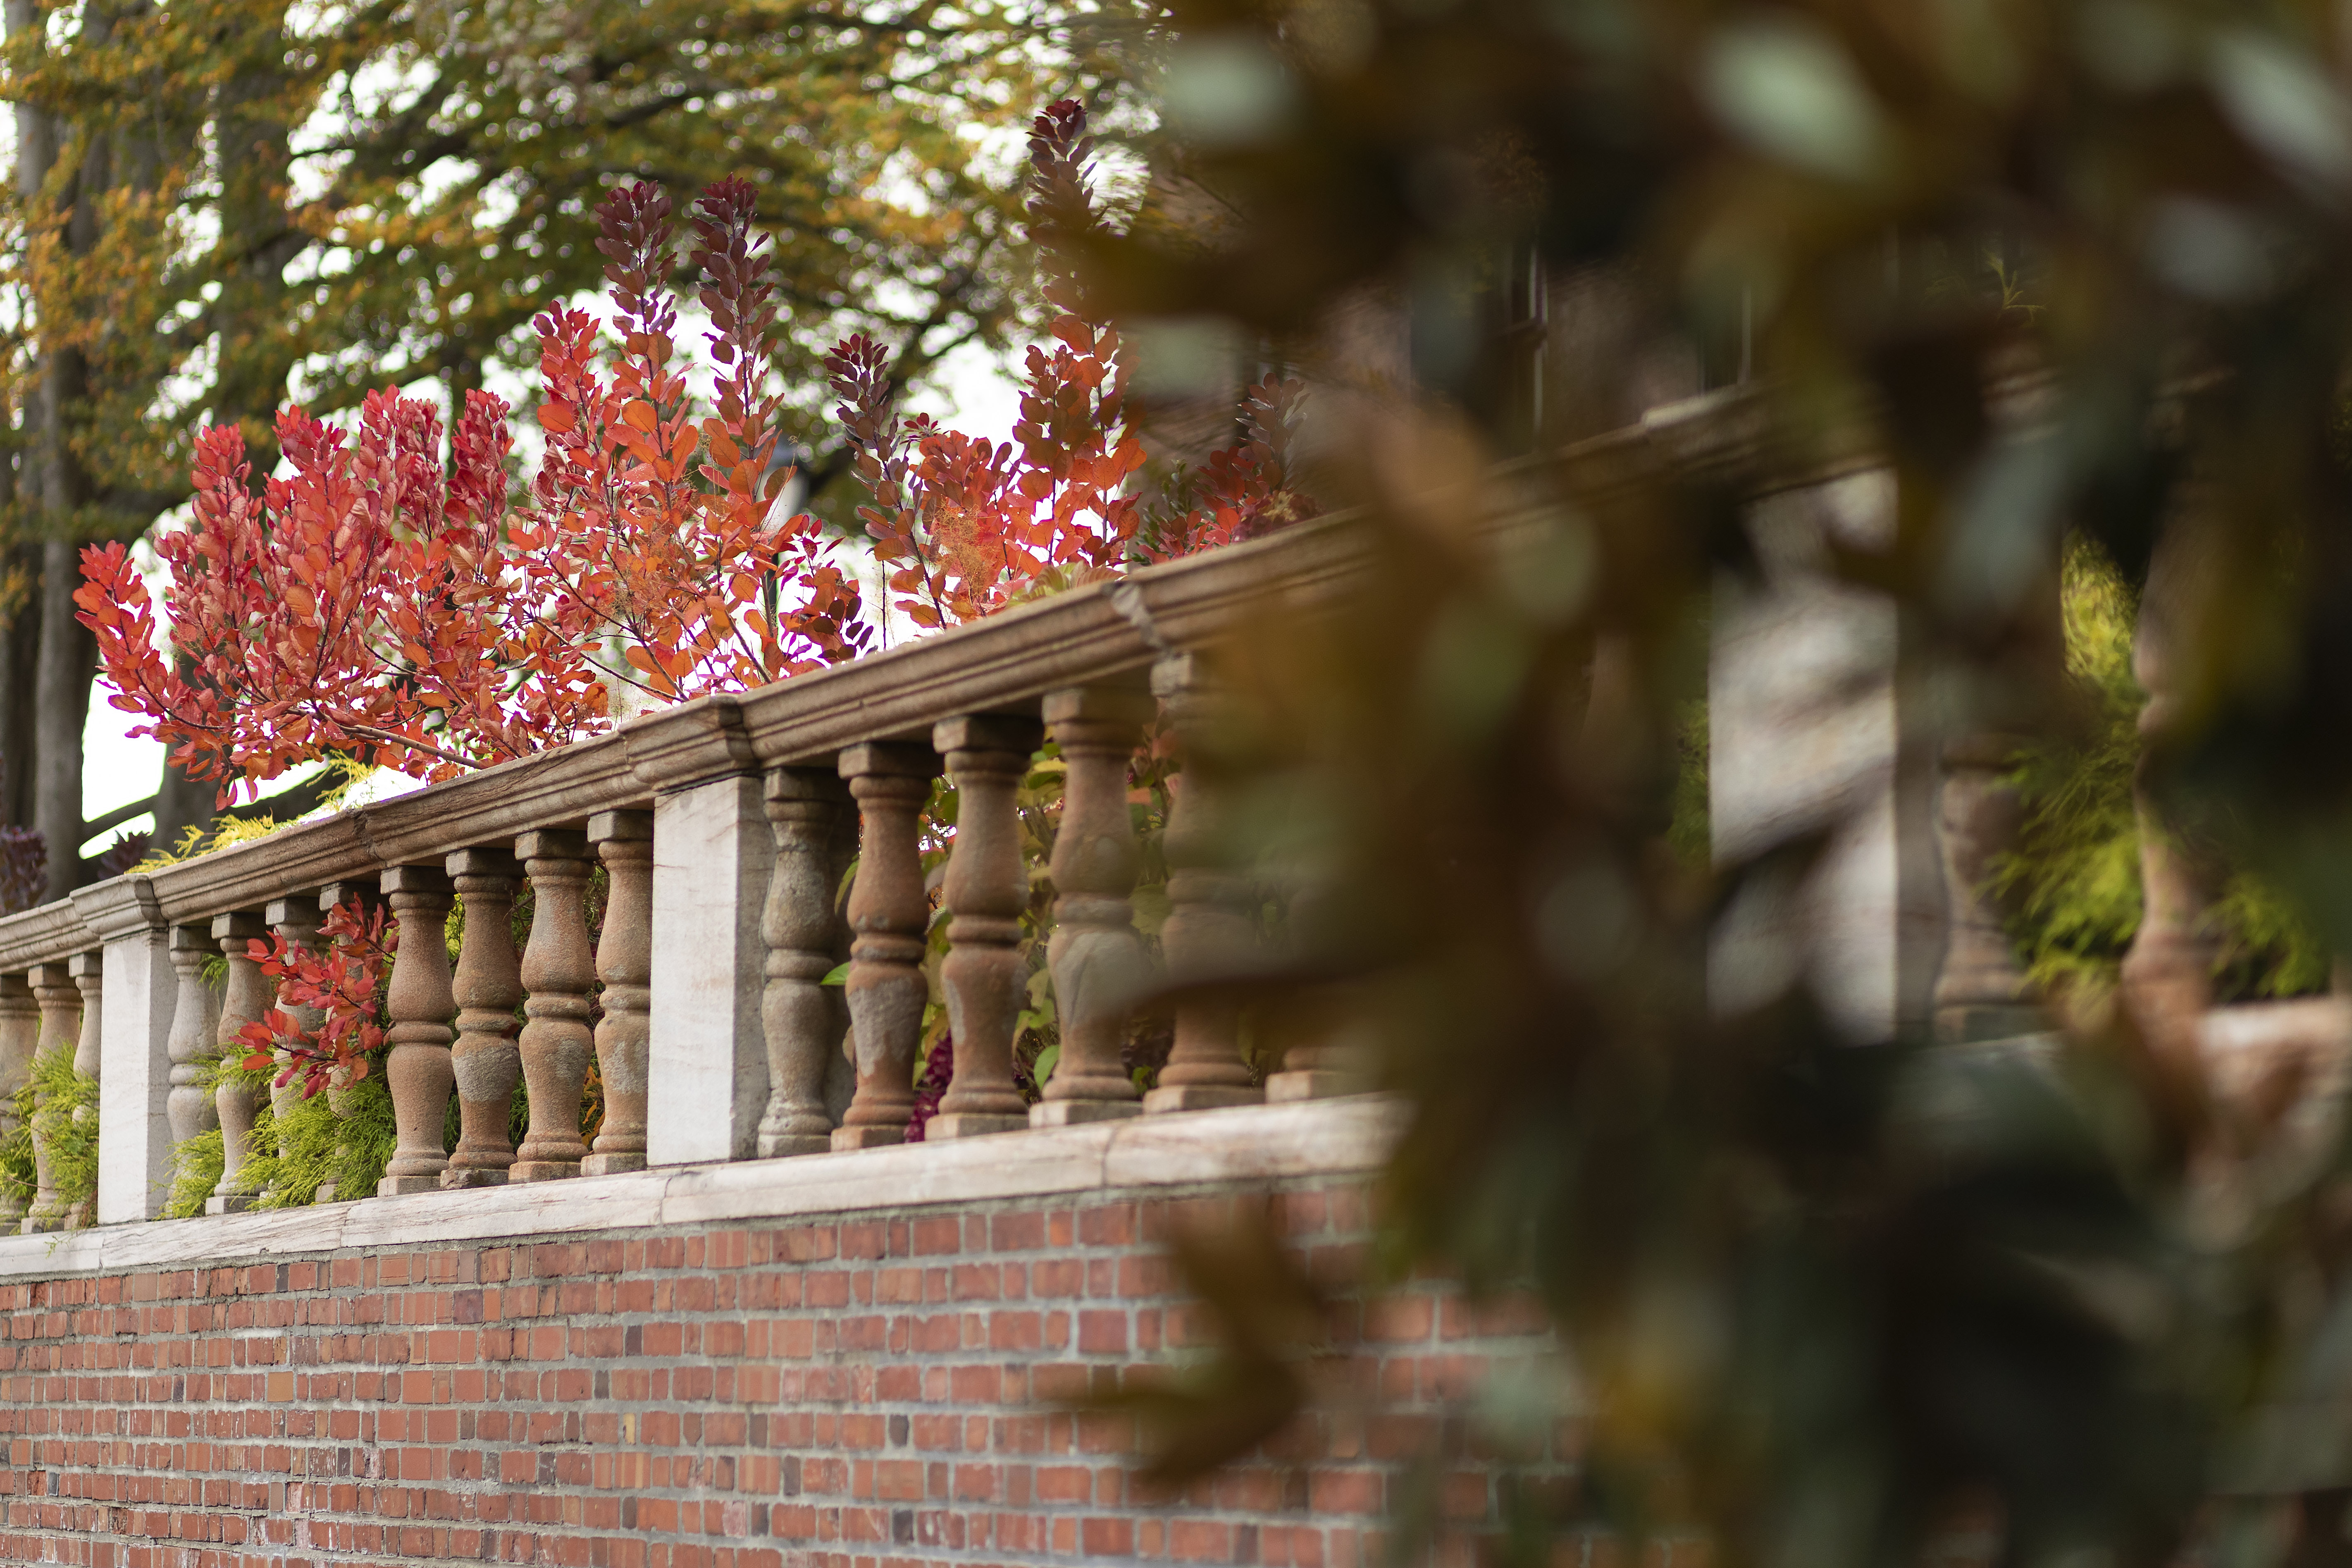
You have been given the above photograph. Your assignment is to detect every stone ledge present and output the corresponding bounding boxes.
[0,1095,1406,1279]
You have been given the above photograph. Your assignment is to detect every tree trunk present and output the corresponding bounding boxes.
[32,539,91,900]
[151,757,215,858]
[206,4,296,461]
[0,547,36,828]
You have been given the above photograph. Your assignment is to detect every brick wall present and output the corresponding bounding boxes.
[0,1174,1567,1568]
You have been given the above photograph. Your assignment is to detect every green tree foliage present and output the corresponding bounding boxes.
[0,0,1119,886]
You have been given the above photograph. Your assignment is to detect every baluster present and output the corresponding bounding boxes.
[66,951,99,1228]
[20,964,76,1231]
[833,743,939,1150]
[1262,876,1377,1100]
[758,768,854,1157]
[1145,657,1263,1112]
[1033,685,1154,1126]
[1932,736,2042,1041]
[2119,526,2222,1052]
[164,926,219,1199]
[262,894,324,1191]
[444,849,523,1188]
[927,716,1043,1140]
[512,829,594,1182]
[310,880,380,1204]
[207,912,271,1213]
[375,866,457,1195]
[585,811,653,1176]
[0,974,32,1224]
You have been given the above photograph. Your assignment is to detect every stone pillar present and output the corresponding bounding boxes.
[86,897,174,1224]
[262,893,324,1184]
[1708,468,1944,1041]
[164,925,219,1188]
[586,811,653,1177]
[203,912,270,1214]
[444,849,523,1189]
[23,961,80,1231]
[1145,656,1263,1113]
[929,714,1043,1141]
[66,950,99,1228]
[756,768,854,1158]
[833,742,938,1151]
[646,776,770,1166]
[0,974,39,1224]
[1033,685,1153,1126]
[377,866,457,1195]
[1932,735,2042,1041]
[513,829,594,1183]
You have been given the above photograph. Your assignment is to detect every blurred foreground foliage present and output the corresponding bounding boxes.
[1084,0,2352,1565]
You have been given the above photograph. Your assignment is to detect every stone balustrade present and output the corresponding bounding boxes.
[0,383,2293,1242]
[0,496,1373,1230]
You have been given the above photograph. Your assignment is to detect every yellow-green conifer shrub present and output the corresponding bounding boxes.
[1994,538,2328,1001]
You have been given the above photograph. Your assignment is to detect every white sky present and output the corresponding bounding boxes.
[77,340,1028,857]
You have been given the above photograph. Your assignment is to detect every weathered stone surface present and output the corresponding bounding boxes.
[513,831,594,1183]
[377,867,457,1197]
[1145,656,1262,1114]
[1708,468,1942,1042]
[95,931,172,1224]
[929,714,1043,1142]
[444,849,522,1189]
[0,1094,1404,1274]
[645,779,770,1167]
[754,768,854,1159]
[262,895,324,1196]
[833,743,938,1151]
[163,927,219,1190]
[2121,515,2225,1055]
[205,912,271,1215]
[586,811,654,1177]
[1034,685,1152,1127]
[64,951,100,1228]
[0,973,39,1225]
[23,961,80,1231]
[1933,735,2042,1042]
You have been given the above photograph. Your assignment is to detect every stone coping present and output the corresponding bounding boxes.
[0,1095,1406,1280]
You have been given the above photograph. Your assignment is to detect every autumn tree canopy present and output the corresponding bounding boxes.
[0,0,1133,901]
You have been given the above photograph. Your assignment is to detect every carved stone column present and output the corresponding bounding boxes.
[21,963,77,1231]
[1034,685,1153,1126]
[66,951,99,1228]
[513,829,594,1182]
[164,926,219,1191]
[1262,872,1378,1100]
[0,974,33,1224]
[1145,656,1262,1112]
[833,743,938,1150]
[263,893,324,1186]
[1932,735,2042,1041]
[758,768,854,1158]
[444,848,523,1188]
[376,867,458,1196]
[930,715,1044,1140]
[585,811,653,1177]
[2119,523,2223,1052]
[207,912,271,1214]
